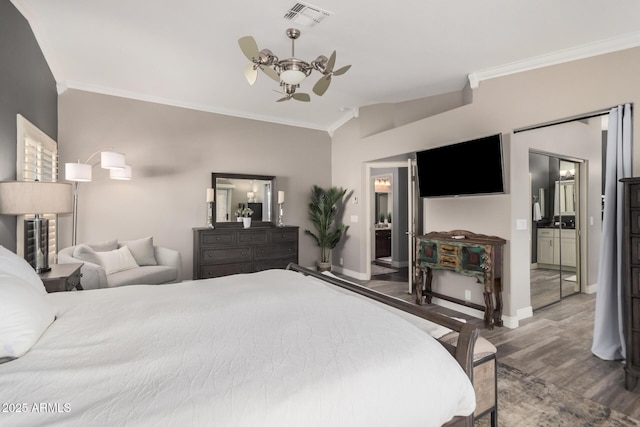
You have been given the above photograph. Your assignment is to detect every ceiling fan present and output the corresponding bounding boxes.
[238,28,351,102]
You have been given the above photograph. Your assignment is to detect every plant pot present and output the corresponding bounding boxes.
[242,217,251,228]
[316,261,331,272]
[237,217,242,222]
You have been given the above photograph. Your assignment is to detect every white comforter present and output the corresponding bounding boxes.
[0,269,475,427]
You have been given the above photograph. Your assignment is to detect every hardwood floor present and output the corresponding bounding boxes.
[338,269,640,421]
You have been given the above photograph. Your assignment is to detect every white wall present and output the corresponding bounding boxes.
[331,46,640,326]
[57,89,332,279]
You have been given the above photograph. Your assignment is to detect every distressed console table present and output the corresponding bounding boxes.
[416,230,506,329]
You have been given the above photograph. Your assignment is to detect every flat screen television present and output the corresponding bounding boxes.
[416,133,505,198]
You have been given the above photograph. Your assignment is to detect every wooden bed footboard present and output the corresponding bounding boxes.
[285,263,479,384]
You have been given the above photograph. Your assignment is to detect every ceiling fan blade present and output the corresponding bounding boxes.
[333,64,351,76]
[325,51,337,73]
[260,65,280,82]
[313,76,331,96]
[293,93,311,102]
[244,63,258,85]
[238,36,259,61]
[276,96,290,102]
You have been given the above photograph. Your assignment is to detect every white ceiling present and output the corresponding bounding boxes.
[12,0,640,132]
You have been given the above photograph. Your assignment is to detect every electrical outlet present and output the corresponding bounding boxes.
[464,290,471,301]
[339,257,343,266]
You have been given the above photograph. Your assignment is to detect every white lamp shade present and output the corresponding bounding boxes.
[65,163,92,182]
[109,164,132,180]
[101,151,126,169]
[0,181,72,215]
[280,69,306,85]
[278,191,285,204]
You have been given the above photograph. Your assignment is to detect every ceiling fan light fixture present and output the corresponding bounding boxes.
[238,27,350,102]
[280,69,307,85]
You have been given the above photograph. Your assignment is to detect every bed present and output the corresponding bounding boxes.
[0,245,479,427]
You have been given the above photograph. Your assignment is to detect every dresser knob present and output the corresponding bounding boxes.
[281,234,286,238]
[251,235,255,239]
[241,251,245,255]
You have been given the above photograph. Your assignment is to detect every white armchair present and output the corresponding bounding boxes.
[58,237,182,290]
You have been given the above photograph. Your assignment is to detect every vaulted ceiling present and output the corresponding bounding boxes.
[12,0,640,132]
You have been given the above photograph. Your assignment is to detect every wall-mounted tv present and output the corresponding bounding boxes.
[416,133,505,198]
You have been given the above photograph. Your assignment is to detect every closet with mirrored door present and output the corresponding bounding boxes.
[530,153,581,310]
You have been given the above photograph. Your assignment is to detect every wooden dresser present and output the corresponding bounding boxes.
[622,178,640,391]
[416,230,506,329]
[192,226,299,280]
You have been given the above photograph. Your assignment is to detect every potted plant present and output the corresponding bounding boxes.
[240,207,253,228]
[304,185,349,271]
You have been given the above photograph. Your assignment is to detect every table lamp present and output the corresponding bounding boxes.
[0,181,72,272]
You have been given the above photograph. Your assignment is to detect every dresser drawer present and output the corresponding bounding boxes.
[632,268,640,297]
[201,247,252,265]
[630,184,640,208]
[254,243,297,261]
[537,228,555,238]
[633,298,640,330]
[239,230,268,244]
[631,210,640,235]
[200,263,252,279]
[269,229,298,243]
[631,237,640,265]
[200,230,236,246]
[255,258,297,271]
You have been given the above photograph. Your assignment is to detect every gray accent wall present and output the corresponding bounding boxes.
[0,1,57,250]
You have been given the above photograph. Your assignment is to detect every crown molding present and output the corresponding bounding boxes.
[61,81,329,132]
[468,31,640,89]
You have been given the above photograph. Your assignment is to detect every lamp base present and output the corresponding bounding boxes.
[24,217,50,273]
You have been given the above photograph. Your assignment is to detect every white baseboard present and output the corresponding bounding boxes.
[330,265,369,281]
[431,297,485,321]
[391,260,409,268]
[585,282,598,294]
[432,297,531,329]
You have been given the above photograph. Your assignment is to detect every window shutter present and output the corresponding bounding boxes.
[16,114,59,265]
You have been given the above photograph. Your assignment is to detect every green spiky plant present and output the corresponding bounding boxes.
[304,185,349,266]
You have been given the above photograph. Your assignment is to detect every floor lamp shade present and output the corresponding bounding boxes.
[65,163,92,182]
[0,181,73,272]
[109,164,132,180]
[101,151,126,169]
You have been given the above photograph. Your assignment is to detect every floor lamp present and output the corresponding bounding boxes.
[0,181,72,272]
[65,149,132,246]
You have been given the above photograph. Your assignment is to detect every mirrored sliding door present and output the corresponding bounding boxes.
[530,153,581,310]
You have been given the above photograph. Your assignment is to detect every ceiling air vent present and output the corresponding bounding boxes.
[283,2,333,27]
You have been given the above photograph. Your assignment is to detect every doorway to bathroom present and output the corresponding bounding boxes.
[530,152,582,310]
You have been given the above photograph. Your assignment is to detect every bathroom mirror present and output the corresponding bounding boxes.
[211,172,276,227]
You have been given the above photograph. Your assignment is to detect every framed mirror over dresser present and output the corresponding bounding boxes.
[192,173,299,280]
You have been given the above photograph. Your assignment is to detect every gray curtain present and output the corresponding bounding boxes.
[592,103,632,361]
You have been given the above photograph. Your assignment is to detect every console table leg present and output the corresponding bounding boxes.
[483,291,495,330]
[425,267,433,304]
[493,278,504,327]
[416,271,424,305]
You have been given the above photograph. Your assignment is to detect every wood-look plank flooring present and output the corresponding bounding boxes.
[338,267,640,421]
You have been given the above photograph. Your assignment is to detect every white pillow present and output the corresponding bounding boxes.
[120,236,157,266]
[73,244,102,266]
[87,238,118,252]
[95,246,139,275]
[0,246,46,295]
[0,274,56,359]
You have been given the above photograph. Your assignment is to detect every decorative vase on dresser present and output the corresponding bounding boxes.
[192,226,299,280]
[622,178,640,391]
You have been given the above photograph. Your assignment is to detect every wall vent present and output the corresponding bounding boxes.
[283,2,332,27]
